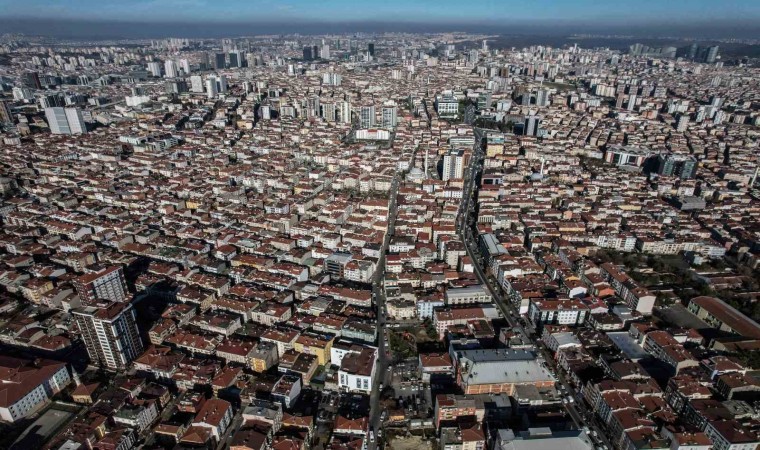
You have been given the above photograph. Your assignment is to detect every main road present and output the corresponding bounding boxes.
[458,129,612,450]
[366,173,399,450]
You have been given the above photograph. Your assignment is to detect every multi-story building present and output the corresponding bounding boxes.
[528,298,589,328]
[657,154,698,179]
[147,61,162,77]
[454,349,555,395]
[205,77,218,98]
[249,341,279,372]
[524,115,541,136]
[434,394,485,430]
[442,149,465,181]
[381,102,397,129]
[435,95,458,118]
[213,53,226,69]
[359,105,376,128]
[164,60,178,78]
[441,422,486,450]
[338,100,352,124]
[193,398,233,441]
[417,297,445,320]
[45,107,87,135]
[73,265,129,303]
[676,114,690,132]
[604,145,651,169]
[293,332,334,366]
[0,100,13,123]
[434,305,500,339]
[688,296,760,339]
[0,356,71,422]
[72,301,144,371]
[272,374,302,409]
[704,420,758,450]
[445,285,491,306]
[640,330,699,373]
[190,75,204,93]
[338,347,376,393]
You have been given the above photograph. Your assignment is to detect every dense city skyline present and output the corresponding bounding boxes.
[1,3,760,450]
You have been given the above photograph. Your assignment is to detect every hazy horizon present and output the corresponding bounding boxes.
[0,17,758,41]
[0,0,758,40]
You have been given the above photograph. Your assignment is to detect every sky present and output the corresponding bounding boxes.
[0,0,758,38]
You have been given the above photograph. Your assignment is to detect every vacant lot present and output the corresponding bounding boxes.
[386,434,434,450]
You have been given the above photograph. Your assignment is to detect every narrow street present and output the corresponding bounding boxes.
[458,129,612,450]
[366,174,399,450]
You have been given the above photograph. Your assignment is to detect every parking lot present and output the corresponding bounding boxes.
[388,360,433,420]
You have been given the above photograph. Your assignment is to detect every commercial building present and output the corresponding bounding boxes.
[445,285,492,306]
[229,50,244,68]
[535,89,550,107]
[21,71,42,89]
[493,428,594,450]
[454,349,555,395]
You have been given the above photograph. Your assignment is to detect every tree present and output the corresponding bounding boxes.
[737,350,760,370]
[423,319,437,339]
